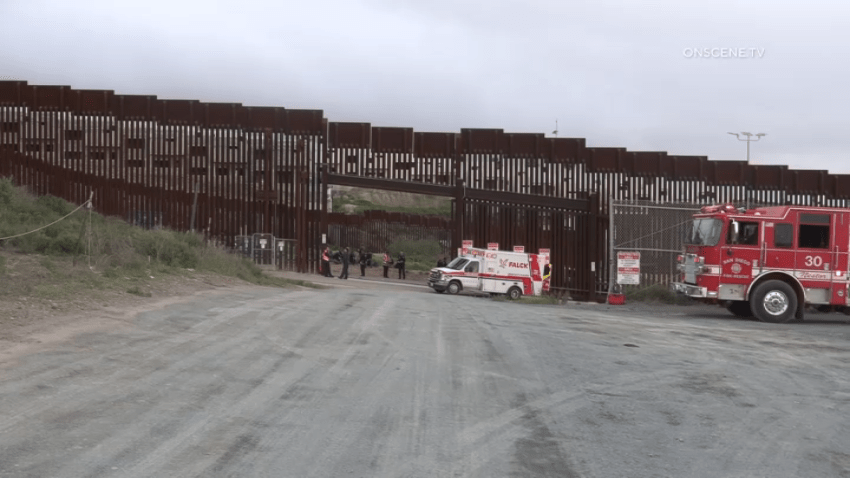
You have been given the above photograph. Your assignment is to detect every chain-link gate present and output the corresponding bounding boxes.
[234,233,297,270]
[608,200,702,293]
[275,239,298,271]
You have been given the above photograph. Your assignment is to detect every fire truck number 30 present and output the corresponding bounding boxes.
[804,255,823,267]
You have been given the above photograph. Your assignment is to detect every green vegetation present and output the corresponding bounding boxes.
[386,239,445,272]
[623,284,693,305]
[332,188,451,217]
[0,176,319,302]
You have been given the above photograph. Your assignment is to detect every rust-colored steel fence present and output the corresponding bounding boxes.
[4,81,850,300]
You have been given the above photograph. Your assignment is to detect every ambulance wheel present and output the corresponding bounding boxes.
[751,280,797,323]
[725,300,753,318]
[507,287,522,301]
[447,281,462,295]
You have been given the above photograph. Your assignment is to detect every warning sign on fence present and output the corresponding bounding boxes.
[617,251,641,285]
[462,240,473,256]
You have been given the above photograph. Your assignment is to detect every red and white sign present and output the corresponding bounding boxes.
[617,251,641,285]
[462,240,473,256]
[487,242,499,250]
[513,246,525,253]
[539,248,550,255]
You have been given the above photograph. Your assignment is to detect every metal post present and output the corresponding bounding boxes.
[189,181,199,232]
[587,193,599,302]
[608,195,615,297]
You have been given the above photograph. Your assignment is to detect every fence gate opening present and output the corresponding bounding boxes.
[609,200,702,293]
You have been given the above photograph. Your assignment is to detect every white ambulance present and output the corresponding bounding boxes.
[427,247,550,299]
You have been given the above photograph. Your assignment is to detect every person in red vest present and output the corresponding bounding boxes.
[321,246,332,277]
[382,251,392,278]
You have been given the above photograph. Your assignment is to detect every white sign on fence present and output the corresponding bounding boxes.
[617,251,641,285]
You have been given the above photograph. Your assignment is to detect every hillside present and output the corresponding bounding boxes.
[331,186,452,216]
[0,177,318,328]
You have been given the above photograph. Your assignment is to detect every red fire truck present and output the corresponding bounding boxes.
[671,203,850,323]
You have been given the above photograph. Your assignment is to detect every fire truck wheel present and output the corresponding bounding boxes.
[447,281,462,295]
[751,280,798,323]
[725,300,753,318]
[507,287,522,300]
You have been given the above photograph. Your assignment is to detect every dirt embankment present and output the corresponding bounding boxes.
[0,249,250,363]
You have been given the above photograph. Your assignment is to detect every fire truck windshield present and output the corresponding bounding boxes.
[684,218,723,246]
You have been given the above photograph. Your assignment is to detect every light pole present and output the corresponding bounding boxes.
[727,131,766,162]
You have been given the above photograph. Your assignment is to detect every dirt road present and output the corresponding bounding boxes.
[1,275,849,477]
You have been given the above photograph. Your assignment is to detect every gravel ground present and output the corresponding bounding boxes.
[1,272,849,477]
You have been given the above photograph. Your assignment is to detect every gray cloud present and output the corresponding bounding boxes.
[2,0,848,172]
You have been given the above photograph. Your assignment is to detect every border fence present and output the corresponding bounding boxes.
[4,80,850,300]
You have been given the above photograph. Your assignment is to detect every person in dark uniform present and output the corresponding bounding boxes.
[338,246,350,279]
[396,251,406,280]
[359,249,368,277]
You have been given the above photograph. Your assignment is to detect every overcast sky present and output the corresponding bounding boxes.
[2,0,849,173]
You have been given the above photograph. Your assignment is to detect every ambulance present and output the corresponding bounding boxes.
[427,247,550,299]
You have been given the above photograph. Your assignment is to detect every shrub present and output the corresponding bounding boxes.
[134,230,199,268]
[624,284,693,305]
[37,195,74,216]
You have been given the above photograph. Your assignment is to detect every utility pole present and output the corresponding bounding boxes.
[727,131,766,162]
[728,132,766,210]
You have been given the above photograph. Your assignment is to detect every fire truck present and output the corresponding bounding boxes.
[672,203,850,323]
[428,248,550,299]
